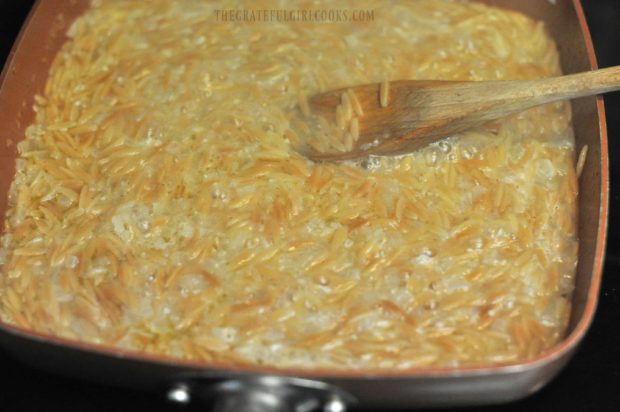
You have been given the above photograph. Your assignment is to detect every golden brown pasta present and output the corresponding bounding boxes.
[0,0,577,370]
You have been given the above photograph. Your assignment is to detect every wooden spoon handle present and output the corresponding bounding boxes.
[398,65,620,126]
[516,65,620,102]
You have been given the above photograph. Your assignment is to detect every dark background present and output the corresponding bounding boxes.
[1,1,619,411]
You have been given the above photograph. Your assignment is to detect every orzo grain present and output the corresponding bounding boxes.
[380,79,390,108]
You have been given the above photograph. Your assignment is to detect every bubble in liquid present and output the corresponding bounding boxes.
[438,140,452,153]
[462,148,474,160]
[357,156,382,171]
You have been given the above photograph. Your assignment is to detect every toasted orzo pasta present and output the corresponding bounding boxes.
[0,0,578,369]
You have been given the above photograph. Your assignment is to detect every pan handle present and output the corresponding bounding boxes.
[166,376,357,412]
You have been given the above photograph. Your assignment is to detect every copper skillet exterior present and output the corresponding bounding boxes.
[0,0,608,409]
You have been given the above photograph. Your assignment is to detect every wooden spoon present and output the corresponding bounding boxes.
[299,65,620,161]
